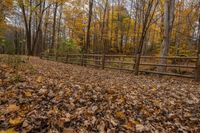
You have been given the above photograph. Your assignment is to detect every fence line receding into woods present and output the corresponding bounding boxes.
[40,53,200,80]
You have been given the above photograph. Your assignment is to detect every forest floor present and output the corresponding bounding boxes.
[0,55,200,133]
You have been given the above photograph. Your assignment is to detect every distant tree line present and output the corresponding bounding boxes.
[0,0,199,72]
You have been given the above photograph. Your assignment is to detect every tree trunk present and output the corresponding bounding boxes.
[56,5,63,58]
[195,16,200,81]
[159,0,175,72]
[85,0,94,54]
[43,8,50,52]
[134,0,159,75]
[51,2,58,51]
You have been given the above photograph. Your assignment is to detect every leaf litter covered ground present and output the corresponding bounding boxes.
[0,55,200,133]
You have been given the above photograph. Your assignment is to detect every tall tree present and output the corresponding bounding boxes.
[134,0,159,75]
[51,1,58,50]
[85,0,94,53]
[18,0,49,55]
[159,0,175,72]
[101,0,109,54]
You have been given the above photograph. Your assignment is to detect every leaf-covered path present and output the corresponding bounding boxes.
[0,56,200,133]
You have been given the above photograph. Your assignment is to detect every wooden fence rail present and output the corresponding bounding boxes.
[40,53,200,80]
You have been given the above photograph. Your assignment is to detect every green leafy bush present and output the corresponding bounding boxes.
[58,39,80,55]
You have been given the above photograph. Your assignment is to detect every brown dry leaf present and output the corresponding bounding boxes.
[24,91,32,97]
[129,119,140,125]
[106,89,115,94]
[110,118,118,126]
[1,64,9,69]
[122,121,136,131]
[117,97,125,104]
[0,79,3,85]
[7,104,20,113]
[48,106,58,115]
[123,118,144,131]
[57,119,65,127]
[152,87,157,91]
[0,92,3,97]
[0,128,18,133]
[65,90,72,96]
[115,111,126,119]
[9,117,23,126]
[36,76,43,83]
[152,100,161,107]
[136,124,145,132]
[63,128,74,133]
[97,121,106,133]
[7,91,17,97]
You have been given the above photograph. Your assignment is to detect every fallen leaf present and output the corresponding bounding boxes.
[115,111,126,119]
[0,128,18,133]
[0,92,3,97]
[0,79,3,85]
[152,87,157,91]
[48,106,58,115]
[129,119,140,125]
[152,100,161,107]
[63,128,74,133]
[22,120,29,127]
[117,97,125,104]
[24,91,32,97]
[110,118,118,126]
[9,117,23,126]
[36,76,43,83]
[122,121,135,131]
[38,88,47,95]
[1,64,9,69]
[7,92,17,97]
[136,124,145,132]
[7,104,20,113]
[97,121,105,133]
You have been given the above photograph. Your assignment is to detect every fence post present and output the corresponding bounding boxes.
[195,54,200,81]
[47,53,50,60]
[81,53,84,66]
[65,53,68,63]
[39,53,43,59]
[102,54,105,69]
[55,52,58,61]
[120,56,124,70]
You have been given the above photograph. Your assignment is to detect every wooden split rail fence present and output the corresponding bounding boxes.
[41,53,200,81]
